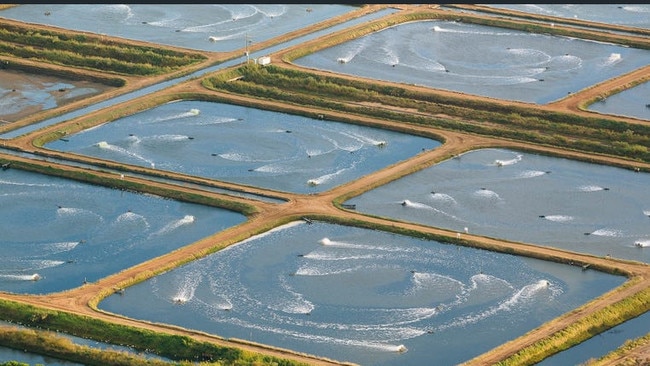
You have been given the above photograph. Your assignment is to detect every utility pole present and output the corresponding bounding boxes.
[245,33,252,64]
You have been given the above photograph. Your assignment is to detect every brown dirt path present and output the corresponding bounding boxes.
[2,4,650,365]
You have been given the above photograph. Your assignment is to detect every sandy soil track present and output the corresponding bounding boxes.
[1,4,649,365]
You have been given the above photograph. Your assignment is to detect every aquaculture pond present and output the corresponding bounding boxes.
[487,4,650,29]
[0,321,170,365]
[0,345,81,366]
[0,168,246,294]
[0,4,356,52]
[537,310,650,366]
[45,100,440,194]
[588,80,650,121]
[0,69,111,122]
[293,20,650,104]
[345,148,650,264]
[99,221,625,366]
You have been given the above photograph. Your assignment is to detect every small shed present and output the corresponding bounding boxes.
[257,56,271,66]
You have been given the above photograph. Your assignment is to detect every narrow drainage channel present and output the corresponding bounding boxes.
[0,147,288,204]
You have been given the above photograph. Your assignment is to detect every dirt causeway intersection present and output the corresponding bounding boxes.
[1,4,649,366]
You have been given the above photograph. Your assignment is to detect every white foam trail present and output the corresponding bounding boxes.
[402,199,464,221]
[321,134,363,153]
[101,4,134,20]
[470,75,540,86]
[218,152,255,162]
[43,241,81,254]
[467,273,514,293]
[0,273,42,281]
[319,237,341,246]
[294,265,362,276]
[499,280,551,311]
[379,45,399,65]
[143,134,192,142]
[336,39,367,63]
[493,154,522,166]
[318,237,382,250]
[183,19,234,33]
[152,215,195,237]
[644,210,650,217]
[302,252,377,261]
[307,167,349,186]
[600,53,622,67]
[506,48,552,65]
[126,135,141,144]
[255,163,306,174]
[548,54,582,71]
[412,272,464,294]
[269,276,315,314]
[155,109,200,122]
[229,4,257,21]
[634,239,650,248]
[314,238,411,253]
[590,228,622,237]
[146,14,182,28]
[0,179,67,188]
[205,34,228,41]
[216,298,233,311]
[430,192,457,204]
[543,215,574,222]
[13,260,65,271]
[172,274,201,304]
[56,206,104,220]
[521,4,557,16]
[254,4,287,18]
[227,316,410,353]
[400,199,434,210]
[438,279,553,331]
[473,189,501,200]
[431,24,517,37]
[518,170,547,178]
[622,5,650,13]
[192,116,240,125]
[305,147,336,157]
[114,211,150,229]
[578,185,608,192]
[340,130,387,147]
[96,141,154,166]
[305,308,437,331]
[400,56,447,73]
[267,324,416,349]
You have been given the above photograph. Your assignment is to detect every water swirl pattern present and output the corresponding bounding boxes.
[487,4,650,29]
[294,20,650,104]
[0,4,355,52]
[100,221,623,366]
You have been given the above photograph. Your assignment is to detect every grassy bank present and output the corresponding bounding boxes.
[583,333,650,365]
[495,283,650,365]
[2,58,126,87]
[0,300,307,366]
[0,21,206,76]
[0,324,177,366]
[0,158,258,216]
[204,64,650,165]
